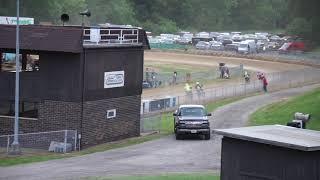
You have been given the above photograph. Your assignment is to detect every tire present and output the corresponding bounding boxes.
[204,134,211,140]
[175,134,182,140]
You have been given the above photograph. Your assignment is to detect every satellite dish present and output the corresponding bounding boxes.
[60,14,69,26]
[79,9,91,17]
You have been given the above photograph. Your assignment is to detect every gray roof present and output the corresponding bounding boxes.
[213,125,320,151]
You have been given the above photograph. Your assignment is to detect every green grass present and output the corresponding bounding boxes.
[249,88,320,130]
[84,173,220,180]
[205,96,245,112]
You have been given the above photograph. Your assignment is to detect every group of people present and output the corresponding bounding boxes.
[243,71,268,92]
[184,81,205,100]
[145,68,161,88]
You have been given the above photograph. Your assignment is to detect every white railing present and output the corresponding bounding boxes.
[83,28,140,46]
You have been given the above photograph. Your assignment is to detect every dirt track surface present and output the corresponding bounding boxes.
[142,52,307,98]
[145,51,306,73]
[1,84,319,180]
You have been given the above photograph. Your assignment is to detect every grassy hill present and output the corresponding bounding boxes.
[250,88,320,130]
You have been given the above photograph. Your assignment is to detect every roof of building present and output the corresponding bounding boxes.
[214,125,320,152]
[0,24,150,53]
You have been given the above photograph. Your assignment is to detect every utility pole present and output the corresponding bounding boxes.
[10,0,21,155]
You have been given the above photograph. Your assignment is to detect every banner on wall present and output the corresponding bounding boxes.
[104,71,125,88]
[0,16,34,25]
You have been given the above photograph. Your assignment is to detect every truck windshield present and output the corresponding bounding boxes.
[180,107,206,117]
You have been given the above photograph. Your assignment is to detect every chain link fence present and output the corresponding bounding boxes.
[140,67,320,133]
[0,130,77,154]
[144,65,242,88]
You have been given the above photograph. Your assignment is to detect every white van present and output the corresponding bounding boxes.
[238,40,257,54]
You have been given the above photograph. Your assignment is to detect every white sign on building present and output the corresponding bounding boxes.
[0,16,34,25]
[104,71,125,88]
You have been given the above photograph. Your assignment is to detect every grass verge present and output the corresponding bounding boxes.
[249,88,320,130]
[84,173,220,180]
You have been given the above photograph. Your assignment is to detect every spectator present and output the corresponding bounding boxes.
[262,76,268,92]
[172,71,177,85]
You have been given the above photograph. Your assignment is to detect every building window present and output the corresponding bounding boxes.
[106,109,116,119]
[1,53,40,72]
[0,101,38,119]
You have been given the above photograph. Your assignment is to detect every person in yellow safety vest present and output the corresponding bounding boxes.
[184,83,192,93]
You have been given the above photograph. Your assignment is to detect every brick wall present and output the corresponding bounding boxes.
[38,100,81,132]
[0,100,81,135]
[1,96,141,148]
[81,95,141,147]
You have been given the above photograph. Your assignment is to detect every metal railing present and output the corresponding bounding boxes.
[83,28,140,45]
[0,130,77,154]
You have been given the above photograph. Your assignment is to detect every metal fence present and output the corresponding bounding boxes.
[140,67,320,133]
[0,130,77,154]
[144,65,242,87]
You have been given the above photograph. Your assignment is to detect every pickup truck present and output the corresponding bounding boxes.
[173,104,211,140]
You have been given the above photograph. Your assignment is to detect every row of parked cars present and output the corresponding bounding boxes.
[193,32,307,54]
[148,31,307,54]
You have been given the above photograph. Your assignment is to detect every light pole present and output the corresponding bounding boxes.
[10,0,21,154]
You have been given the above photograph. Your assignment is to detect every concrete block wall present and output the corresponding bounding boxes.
[81,95,141,147]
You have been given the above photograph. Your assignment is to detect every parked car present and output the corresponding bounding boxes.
[142,81,151,89]
[266,41,282,51]
[195,41,210,50]
[232,34,243,42]
[225,43,239,52]
[173,104,212,140]
[238,40,257,54]
[278,42,305,54]
[222,39,233,46]
[210,41,224,50]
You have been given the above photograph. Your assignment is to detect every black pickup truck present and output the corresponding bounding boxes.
[173,104,211,140]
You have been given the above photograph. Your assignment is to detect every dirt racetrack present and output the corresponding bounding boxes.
[145,51,306,73]
[143,51,308,98]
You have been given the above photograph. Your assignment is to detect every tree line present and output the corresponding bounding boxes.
[0,0,319,43]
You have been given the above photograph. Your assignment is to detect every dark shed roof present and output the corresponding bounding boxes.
[0,25,83,53]
[214,125,320,151]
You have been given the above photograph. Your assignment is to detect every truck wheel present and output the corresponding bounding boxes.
[205,134,211,140]
[175,134,182,140]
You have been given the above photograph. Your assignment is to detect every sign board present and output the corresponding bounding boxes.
[0,16,34,25]
[104,71,125,88]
